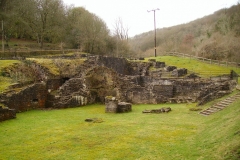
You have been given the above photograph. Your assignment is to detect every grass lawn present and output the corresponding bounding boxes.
[0,98,239,160]
[147,56,240,78]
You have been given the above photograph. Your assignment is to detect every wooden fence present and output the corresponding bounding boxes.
[164,52,240,68]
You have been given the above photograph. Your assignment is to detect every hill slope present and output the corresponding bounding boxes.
[130,4,240,63]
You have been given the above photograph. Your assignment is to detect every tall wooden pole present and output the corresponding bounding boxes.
[154,10,157,57]
[148,8,159,57]
[2,20,4,53]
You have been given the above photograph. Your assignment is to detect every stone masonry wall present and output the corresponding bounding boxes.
[46,78,63,91]
[0,107,16,121]
[2,83,47,112]
[97,56,132,75]
[0,56,237,118]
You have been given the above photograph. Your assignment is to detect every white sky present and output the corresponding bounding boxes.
[63,0,239,37]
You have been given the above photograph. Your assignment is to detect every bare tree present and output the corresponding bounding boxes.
[113,17,129,41]
[113,17,130,57]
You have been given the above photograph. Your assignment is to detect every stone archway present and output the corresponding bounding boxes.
[85,66,120,103]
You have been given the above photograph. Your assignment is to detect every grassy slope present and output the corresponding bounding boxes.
[196,100,240,160]
[143,56,240,81]
[0,60,21,91]
[0,98,239,159]
[157,56,240,75]
[0,57,85,91]
[27,58,86,76]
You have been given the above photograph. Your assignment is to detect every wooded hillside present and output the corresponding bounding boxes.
[1,1,240,62]
[129,4,240,62]
[0,0,130,56]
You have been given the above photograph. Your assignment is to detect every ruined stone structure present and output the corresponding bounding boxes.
[105,97,118,113]
[0,106,16,121]
[0,83,47,112]
[0,55,237,120]
[105,96,132,113]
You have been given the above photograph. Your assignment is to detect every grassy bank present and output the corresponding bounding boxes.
[0,98,239,159]
[0,60,21,91]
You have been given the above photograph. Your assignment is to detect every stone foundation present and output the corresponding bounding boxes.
[105,97,118,113]
[1,83,47,112]
[117,102,132,113]
[105,97,132,113]
[0,107,16,121]
[0,56,237,121]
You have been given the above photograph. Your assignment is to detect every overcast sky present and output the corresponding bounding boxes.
[63,0,239,37]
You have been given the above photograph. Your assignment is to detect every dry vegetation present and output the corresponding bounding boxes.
[130,4,240,62]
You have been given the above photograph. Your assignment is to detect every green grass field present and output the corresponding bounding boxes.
[0,96,239,160]
[155,56,240,77]
[130,56,240,82]
[1,55,239,159]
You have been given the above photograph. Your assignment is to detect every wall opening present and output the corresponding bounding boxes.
[32,99,39,103]
[62,77,70,84]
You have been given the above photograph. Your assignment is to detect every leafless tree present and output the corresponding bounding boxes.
[113,17,129,41]
[112,17,130,57]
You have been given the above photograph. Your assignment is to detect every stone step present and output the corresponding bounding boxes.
[232,96,240,99]
[218,102,231,106]
[224,99,234,103]
[219,100,232,103]
[199,112,211,115]
[212,105,225,110]
[227,96,236,99]
[204,109,216,113]
[211,106,222,110]
[215,103,227,107]
[200,92,240,116]
[222,100,234,104]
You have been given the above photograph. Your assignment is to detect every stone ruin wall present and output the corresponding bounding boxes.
[46,78,89,108]
[0,107,16,122]
[122,79,236,104]
[0,56,237,121]
[105,97,132,113]
[197,80,237,106]
[0,83,47,112]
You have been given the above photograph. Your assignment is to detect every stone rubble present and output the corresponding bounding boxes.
[0,56,238,121]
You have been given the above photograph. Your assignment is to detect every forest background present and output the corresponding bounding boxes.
[0,0,240,62]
